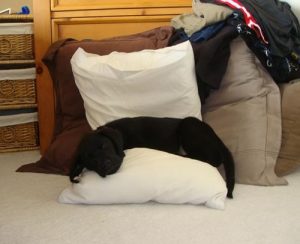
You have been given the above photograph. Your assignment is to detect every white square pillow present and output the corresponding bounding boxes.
[58,148,227,210]
[70,41,201,129]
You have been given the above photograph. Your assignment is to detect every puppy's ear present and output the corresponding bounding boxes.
[96,126,125,157]
[69,157,84,183]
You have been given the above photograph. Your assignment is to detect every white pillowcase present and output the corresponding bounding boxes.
[58,148,227,210]
[71,41,201,129]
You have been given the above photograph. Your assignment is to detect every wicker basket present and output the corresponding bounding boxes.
[0,34,34,60]
[0,79,36,109]
[0,16,34,60]
[0,121,39,152]
[0,67,36,109]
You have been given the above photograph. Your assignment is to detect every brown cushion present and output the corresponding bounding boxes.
[275,81,300,176]
[45,26,175,138]
[17,120,91,175]
[17,26,174,175]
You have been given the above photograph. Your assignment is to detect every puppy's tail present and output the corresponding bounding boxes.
[223,148,235,199]
[69,161,84,183]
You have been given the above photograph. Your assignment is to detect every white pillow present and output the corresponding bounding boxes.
[71,41,201,129]
[58,148,227,210]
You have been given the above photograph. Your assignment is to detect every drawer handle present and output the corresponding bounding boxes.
[0,38,13,54]
[0,80,15,97]
[36,66,43,74]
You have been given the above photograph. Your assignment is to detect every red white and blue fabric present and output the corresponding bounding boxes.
[216,0,268,44]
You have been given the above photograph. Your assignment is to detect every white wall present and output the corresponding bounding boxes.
[0,0,32,13]
[285,0,300,20]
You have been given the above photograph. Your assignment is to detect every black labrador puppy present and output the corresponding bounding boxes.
[70,116,235,198]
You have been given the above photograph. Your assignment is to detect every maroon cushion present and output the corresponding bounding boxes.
[17,26,174,175]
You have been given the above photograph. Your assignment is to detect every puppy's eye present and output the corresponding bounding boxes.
[99,144,107,150]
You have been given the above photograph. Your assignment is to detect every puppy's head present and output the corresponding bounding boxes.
[69,127,125,183]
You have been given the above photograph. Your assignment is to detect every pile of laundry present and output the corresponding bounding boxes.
[169,0,300,102]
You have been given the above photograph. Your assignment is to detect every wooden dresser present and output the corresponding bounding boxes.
[33,0,191,154]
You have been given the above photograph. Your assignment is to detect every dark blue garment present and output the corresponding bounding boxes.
[169,21,226,44]
[190,21,225,42]
[237,22,300,83]
[166,28,189,44]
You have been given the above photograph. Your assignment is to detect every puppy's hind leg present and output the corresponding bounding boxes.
[222,148,235,198]
[179,117,235,198]
[179,117,222,165]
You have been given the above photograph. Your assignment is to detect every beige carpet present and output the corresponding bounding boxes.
[0,150,300,244]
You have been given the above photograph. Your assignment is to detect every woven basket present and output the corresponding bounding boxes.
[0,121,39,152]
[0,79,36,109]
[0,34,34,60]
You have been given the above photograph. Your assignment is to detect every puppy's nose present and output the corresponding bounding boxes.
[97,159,112,177]
[104,159,112,164]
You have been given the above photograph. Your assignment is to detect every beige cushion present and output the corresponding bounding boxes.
[276,81,300,176]
[203,38,287,185]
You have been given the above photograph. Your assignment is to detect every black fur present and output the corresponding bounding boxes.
[70,116,235,198]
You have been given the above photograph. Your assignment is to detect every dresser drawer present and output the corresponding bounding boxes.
[51,0,191,11]
[53,16,175,41]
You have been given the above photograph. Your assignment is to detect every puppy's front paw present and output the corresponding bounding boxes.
[71,175,81,183]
